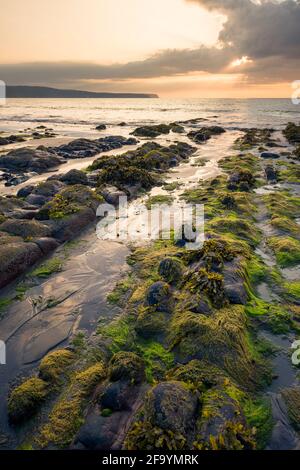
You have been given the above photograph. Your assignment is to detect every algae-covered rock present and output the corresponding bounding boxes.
[158,257,183,284]
[282,387,300,431]
[169,305,265,389]
[135,309,167,339]
[125,381,198,450]
[39,349,74,382]
[8,377,48,423]
[0,235,43,288]
[0,218,51,239]
[283,122,300,143]
[131,124,171,138]
[60,169,89,186]
[194,385,255,450]
[109,352,145,384]
[146,281,172,312]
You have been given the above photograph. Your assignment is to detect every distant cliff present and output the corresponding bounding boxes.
[6,86,158,99]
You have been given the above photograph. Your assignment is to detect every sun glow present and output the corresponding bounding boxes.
[230,56,253,68]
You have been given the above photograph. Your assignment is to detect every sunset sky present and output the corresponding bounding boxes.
[0,0,299,97]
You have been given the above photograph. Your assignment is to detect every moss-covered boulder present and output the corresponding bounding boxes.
[135,308,167,339]
[8,377,48,423]
[194,385,255,450]
[145,281,172,312]
[283,122,300,144]
[109,352,145,384]
[39,349,74,382]
[125,381,198,450]
[0,233,43,288]
[158,257,183,284]
[0,219,51,239]
[169,305,266,390]
[131,124,171,138]
[60,169,88,186]
[267,236,300,268]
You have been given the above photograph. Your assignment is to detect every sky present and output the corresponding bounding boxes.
[0,0,299,97]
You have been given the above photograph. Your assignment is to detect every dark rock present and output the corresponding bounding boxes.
[131,124,171,138]
[0,219,52,239]
[188,126,225,144]
[265,165,278,182]
[223,259,248,305]
[0,234,43,288]
[0,147,65,173]
[158,257,183,284]
[26,194,48,207]
[109,351,146,384]
[100,381,134,411]
[60,169,88,186]
[95,124,106,131]
[146,281,172,312]
[34,237,60,255]
[100,186,127,206]
[17,185,35,198]
[261,152,280,159]
[46,207,96,241]
[53,136,137,159]
[144,381,198,434]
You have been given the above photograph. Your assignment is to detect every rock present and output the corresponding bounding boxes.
[17,185,35,198]
[223,259,248,305]
[100,381,134,412]
[145,281,172,312]
[109,352,146,384]
[46,207,96,242]
[144,381,198,434]
[100,186,127,206]
[131,124,171,138]
[73,411,127,450]
[0,196,30,216]
[95,124,106,131]
[0,234,43,288]
[0,147,65,173]
[261,152,280,159]
[26,194,48,207]
[54,136,137,159]
[34,237,60,255]
[158,257,183,284]
[118,122,127,127]
[197,385,254,450]
[188,126,225,144]
[33,180,65,197]
[265,165,278,182]
[60,169,88,186]
[0,219,51,239]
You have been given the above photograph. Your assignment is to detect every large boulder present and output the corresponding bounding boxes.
[158,257,183,284]
[100,186,127,206]
[0,219,51,239]
[0,147,64,173]
[144,381,198,435]
[109,352,145,384]
[0,233,43,288]
[60,169,89,186]
[223,258,248,305]
[145,281,172,312]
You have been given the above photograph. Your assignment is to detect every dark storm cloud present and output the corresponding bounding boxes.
[0,0,299,85]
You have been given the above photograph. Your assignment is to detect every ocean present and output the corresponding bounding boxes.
[0,98,299,138]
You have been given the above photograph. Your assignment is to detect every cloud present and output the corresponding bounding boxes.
[0,0,299,86]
